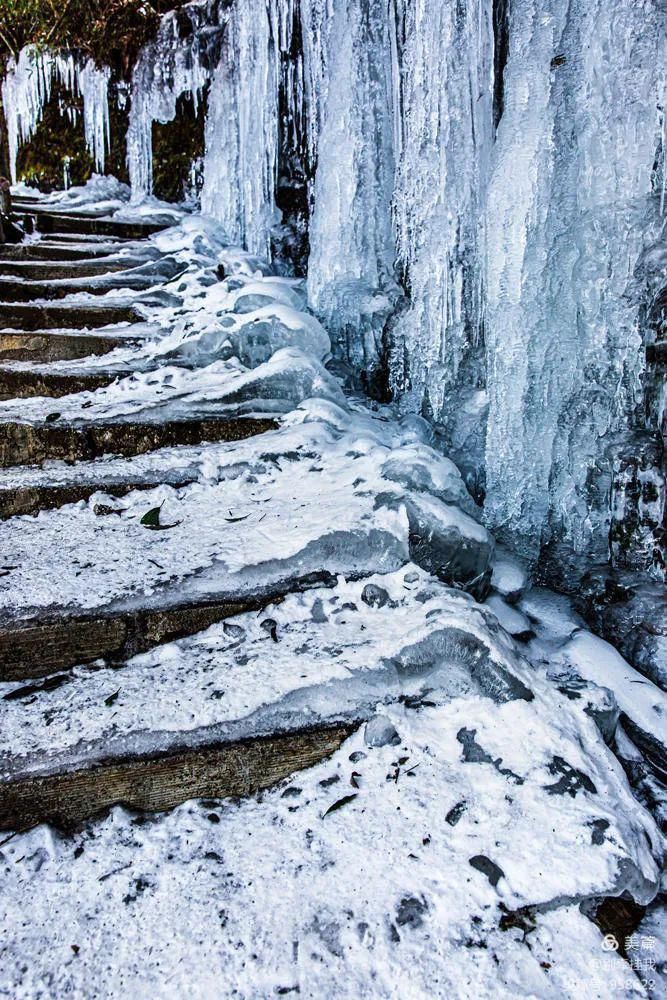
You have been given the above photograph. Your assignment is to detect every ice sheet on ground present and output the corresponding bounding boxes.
[0,349,343,424]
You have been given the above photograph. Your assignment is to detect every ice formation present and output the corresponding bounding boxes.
[139,0,662,578]
[127,6,216,201]
[1,46,110,181]
[200,0,280,255]
[483,0,666,566]
[3,0,666,594]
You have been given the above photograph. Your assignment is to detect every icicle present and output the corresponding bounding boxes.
[483,0,665,564]
[388,0,494,425]
[201,0,280,256]
[305,0,399,384]
[78,61,111,173]
[1,46,111,182]
[128,10,212,202]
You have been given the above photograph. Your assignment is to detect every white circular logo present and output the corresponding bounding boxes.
[601,934,619,952]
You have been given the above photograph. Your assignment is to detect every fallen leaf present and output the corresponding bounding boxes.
[322,793,358,818]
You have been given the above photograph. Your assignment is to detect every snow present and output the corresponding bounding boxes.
[552,631,667,757]
[0,691,659,998]
[0,567,535,762]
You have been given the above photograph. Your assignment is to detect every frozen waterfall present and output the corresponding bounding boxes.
[3,0,664,583]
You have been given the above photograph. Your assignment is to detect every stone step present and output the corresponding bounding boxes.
[0,720,353,831]
[0,566,534,830]
[0,243,123,262]
[0,436,244,517]
[0,259,149,280]
[14,230,129,244]
[21,211,167,240]
[0,329,141,363]
[0,476,190,519]
[0,276,158,302]
[0,302,141,330]
[0,258,183,303]
[0,414,277,467]
[0,583,310,681]
[11,200,108,218]
[0,366,121,400]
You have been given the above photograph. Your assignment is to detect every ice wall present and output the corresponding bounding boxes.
[2,46,111,182]
[187,0,667,575]
[483,0,665,567]
[200,0,280,256]
[3,0,663,584]
[389,0,494,433]
[306,0,399,386]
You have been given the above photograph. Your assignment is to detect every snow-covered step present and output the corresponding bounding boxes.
[0,259,144,280]
[0,569,535,830]
[0,581,326,682]
[25,211,167,240]
[0,424,495,678]
[0,365,120,400]
[0,259,182,301]
[0,422,308,516]
[0,717,356,832]
[0,327,143,363]
[0,301,142,330]
[0,413,276,467]
[0,242,125,261]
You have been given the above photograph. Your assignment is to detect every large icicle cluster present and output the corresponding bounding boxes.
[1,46,110,181]
[197,0,664,579]
[3,0,665,582]
[127,6,216,201]
[390,0,494,440]
[483,0,665,566]
[200,0,279,256]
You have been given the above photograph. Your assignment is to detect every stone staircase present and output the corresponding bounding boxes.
[0,208,362,831]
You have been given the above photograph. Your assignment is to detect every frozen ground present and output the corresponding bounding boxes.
[0,189,665,999]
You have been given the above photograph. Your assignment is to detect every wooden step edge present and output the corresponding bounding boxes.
[0,719,357,832]
[0,244,121,261]
[0,416,278,467]
[30,213,166,240]
[0,261,144,280]
[0,277,160,303]
[0,571,336,681]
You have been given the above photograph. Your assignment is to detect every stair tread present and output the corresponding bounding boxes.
[0,259,183,300]
[21,211,168,239]
[0,259,147,279]
[0,415,491,630]
[0,437,395,623]
[0,563,535,830]
[0,301,144,330]
[0,413,277,468]
[0,566,528,766]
